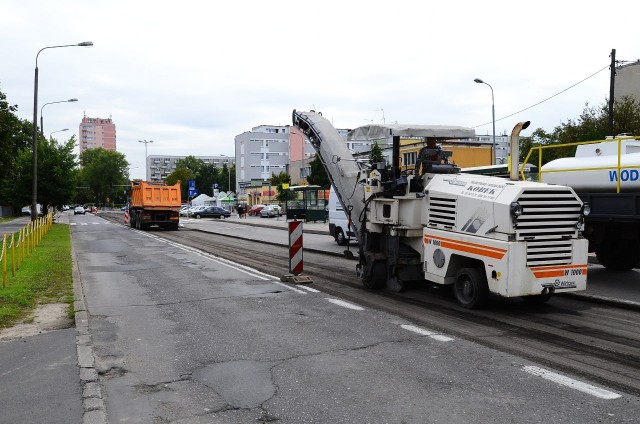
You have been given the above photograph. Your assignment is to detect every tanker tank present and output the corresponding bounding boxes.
[541,139,640,192]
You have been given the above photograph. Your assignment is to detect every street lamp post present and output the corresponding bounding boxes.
[32,41,92,220]
[49,128,69,139]
[474,78,496,165]
[40,98,77,135]
[138,140,154,180]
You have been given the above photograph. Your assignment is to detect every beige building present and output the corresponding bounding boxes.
[79,116,116,154]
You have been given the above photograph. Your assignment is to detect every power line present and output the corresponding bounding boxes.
[472,64,610,129]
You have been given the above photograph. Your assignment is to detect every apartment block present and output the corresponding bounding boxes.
[147,155,235,182]
[79,116,116,154]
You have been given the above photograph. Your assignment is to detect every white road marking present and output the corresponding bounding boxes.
[522,365,621,400]
[298,285,320,293]
[400,324,454,342]
[326,298,364,310]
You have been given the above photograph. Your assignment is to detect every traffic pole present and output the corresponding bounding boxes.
[281,218,312,284]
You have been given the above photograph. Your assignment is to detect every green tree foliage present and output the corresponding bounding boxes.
[78,148,129,205]
[198,164,220,196]
[165,167,194,201]
[369,142,385,164]
[167,158,236,201]
[269,171,292,204]
[519,96,640,166]
[0,87,25,208]
[306,155,330,188]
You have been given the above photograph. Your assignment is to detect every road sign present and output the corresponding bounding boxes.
[188,189,198,197]
[189,180,195,190]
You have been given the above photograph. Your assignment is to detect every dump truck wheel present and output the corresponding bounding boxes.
[454,268,489,309]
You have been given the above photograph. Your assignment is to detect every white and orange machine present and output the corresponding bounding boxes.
[292,110,589,308]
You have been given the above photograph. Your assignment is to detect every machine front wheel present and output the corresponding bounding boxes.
[453,268,489,309]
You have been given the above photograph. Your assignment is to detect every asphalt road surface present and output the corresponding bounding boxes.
[68,213,640,423]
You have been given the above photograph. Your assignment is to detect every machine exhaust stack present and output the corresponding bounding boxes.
[509,121,530,181]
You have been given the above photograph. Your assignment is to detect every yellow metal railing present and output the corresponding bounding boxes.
[520,136,640,193]
[0,213,53,288]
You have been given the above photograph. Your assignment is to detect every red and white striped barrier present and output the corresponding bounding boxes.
[288,220,303,275]
[124,208,129,225]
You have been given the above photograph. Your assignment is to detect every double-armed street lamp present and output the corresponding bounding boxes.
[32,41,93,220]
[40,98,77,135]
[49,128,69,139]
[139,140,154,180]
[473,78,496,165]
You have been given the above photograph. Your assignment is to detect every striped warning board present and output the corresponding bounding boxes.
[124,208,129,225]
[288,220,303,275]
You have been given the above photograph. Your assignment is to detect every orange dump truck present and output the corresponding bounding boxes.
[129,180,181,230]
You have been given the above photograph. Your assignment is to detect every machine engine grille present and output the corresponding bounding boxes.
[428,196,456,229]
[516,188,582,266]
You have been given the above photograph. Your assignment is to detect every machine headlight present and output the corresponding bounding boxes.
[581,203,591,217]
[510,202,522,218]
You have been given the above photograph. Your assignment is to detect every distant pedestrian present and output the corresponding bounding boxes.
[237,204,243,219]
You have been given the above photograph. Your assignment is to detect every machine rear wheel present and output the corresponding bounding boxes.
[454,268,489,309]
[363,260,386,290]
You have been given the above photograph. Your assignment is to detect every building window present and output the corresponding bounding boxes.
[403,152,417,166]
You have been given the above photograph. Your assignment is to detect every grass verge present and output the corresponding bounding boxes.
[0,223,73,330]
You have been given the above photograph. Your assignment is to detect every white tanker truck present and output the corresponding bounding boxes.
[541,136,640,270]
[292,110,589,308]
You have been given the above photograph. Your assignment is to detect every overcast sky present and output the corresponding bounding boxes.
[1,1,638,180]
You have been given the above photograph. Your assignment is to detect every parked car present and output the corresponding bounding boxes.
[247,204,266,216]
[193,206,231,219]
[187,205,206,217]
[74,206,86,215]
[260,204,282,218]
[179,205,191,216]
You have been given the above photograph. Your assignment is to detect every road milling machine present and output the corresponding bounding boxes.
[292,110,590,308]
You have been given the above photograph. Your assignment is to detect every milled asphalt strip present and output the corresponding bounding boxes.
[72,243,107,424]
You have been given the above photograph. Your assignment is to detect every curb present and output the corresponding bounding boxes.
[72,243,107,424]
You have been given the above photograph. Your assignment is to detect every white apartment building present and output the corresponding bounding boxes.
[147,155,235,182]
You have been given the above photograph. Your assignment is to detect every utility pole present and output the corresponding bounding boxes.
[609,48,616,136]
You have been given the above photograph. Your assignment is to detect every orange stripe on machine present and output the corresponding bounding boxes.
[424,234,507,260]
[530,264,588,278]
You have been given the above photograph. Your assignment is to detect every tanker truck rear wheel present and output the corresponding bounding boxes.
[595,240,640,271]
[454,268,489,309]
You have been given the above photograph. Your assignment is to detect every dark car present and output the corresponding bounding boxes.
[193,206,231,219]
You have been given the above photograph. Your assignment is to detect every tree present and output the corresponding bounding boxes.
[38,135,78,210]
[306,155,330,188]
[175,156,204,176]
[9,122,78,213]
[369,142,385,165]
[0,86,27,209]
[198,164,220,196]
[166,167,194,201]
[519,96,640,166]
[78,148,129,205]
[270,171,292,204]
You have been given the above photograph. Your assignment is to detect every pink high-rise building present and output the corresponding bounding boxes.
[79,115,116,154]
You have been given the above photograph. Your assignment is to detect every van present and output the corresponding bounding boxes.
[328,186,357,245]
